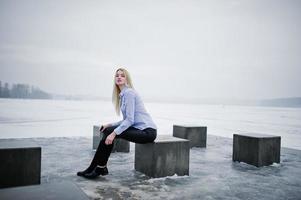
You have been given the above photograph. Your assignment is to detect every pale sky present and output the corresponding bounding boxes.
[0,0,300,101]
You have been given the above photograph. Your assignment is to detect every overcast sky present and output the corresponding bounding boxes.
[0,0,300,101]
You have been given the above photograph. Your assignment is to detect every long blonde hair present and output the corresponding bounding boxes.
[112,68,134,115]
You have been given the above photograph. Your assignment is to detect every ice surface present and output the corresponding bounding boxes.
[1,98,301,198]
[1,136,300,200]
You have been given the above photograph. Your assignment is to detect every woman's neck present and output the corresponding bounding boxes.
[118,84,126,91]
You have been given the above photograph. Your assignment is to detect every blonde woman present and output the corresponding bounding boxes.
[77,68,157,179]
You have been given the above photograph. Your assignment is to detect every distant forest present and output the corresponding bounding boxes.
[0,81,52,99]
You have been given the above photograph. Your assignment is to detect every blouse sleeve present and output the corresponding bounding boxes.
[110,120,122,127]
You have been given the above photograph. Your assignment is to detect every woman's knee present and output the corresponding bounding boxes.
[147,133,156,143]
[146,129,157,142]
[102,126,114,135]
[151,133,157,142]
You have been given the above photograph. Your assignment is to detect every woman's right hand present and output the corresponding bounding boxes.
[99,124,110,132]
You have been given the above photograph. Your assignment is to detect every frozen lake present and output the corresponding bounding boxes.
[1,98,301,199]
[1,136,300,200]
[1,98,301,149]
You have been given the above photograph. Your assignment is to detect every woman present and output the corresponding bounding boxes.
[77,68,157,179]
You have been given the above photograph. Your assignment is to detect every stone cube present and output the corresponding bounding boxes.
[173,125,207,148]
[0,140,41,188]
[135,135,189,178]
[93,125,130,152]
[0,181,89,200]
[233,133,281,167]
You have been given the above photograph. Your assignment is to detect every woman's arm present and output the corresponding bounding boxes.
[100,120,122,132]
[110,120,122,127]
[105,91,136,145]
[113,91,136,135]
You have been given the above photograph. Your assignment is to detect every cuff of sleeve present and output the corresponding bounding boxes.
[114,127,122,135]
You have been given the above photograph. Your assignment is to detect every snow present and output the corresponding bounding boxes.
[1,98,301,149]
[1,98,301,199]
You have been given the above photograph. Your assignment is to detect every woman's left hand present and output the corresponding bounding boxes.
[105,132,117,145]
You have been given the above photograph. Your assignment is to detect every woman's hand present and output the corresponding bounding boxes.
[105,132,117,145]
[99,124,111,132]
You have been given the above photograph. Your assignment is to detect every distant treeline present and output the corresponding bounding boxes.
[0,81,52,99]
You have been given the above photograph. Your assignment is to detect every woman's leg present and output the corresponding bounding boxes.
[92,126,156,167]
[117,127,157,144]
[79,126,156,178]
[78,125,117,174]
[91,125,118,167]
[92,126,157,166]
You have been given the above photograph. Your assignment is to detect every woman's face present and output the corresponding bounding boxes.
[115,70,127,87]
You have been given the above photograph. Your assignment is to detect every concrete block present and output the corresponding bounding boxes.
[135,135,189,178]
[233,133,281,167]
[0,140,41,188]
[0,181,90,200]
[173,125,207,148]
[93,125,130,152]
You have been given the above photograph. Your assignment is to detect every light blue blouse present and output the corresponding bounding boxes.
[110,86,157,135]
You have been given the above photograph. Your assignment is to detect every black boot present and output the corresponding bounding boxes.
[77,166,95,177]
[83,166,108,179]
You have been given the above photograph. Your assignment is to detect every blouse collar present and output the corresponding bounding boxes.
[119,86,129,98]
